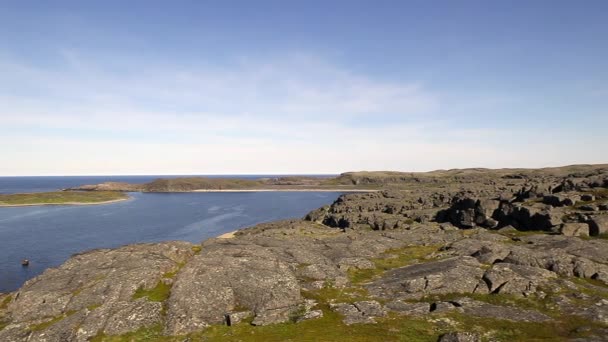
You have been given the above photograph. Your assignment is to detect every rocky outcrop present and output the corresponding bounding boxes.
[366,256,486,300]
[2,219,608,340]
[0,242,195,341]
[3,164,608,341]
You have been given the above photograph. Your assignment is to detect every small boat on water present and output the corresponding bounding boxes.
[21,259,29,267]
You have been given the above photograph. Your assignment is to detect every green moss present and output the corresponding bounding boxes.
[162,262,187,279]
[444,308,608,341]
[0,191,128,206]
[349,245,439,284]
[569,277,608,299]
[132,281,172,302]
[0,295,11,310]
[29,310,77,332]
[87,303,102,311]
[0,320,9,332]
[302,286,370,304]
[288,305,307,323]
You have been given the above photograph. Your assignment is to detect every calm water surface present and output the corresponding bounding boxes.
[0,176,340,292]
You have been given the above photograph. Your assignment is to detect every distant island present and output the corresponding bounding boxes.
[0,191,129,207]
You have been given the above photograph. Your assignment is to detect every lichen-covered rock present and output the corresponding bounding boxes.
[366,257,485,300]
[0,242,195,342]
[560,223,590,236]
[481,263,556,296]
[165,242,302,334]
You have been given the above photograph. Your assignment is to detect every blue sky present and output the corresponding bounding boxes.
[0,1,606,175]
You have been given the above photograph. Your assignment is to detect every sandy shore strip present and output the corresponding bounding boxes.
[0,198,130,208]
[192,188,378,193]
[217,230,238,239]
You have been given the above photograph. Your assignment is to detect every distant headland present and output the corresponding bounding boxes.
[0,191,129,207]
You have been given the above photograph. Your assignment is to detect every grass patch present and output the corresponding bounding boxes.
[447,311,606,341]
[191,245,202,254]
[349,245,440,284]
[89,324,167,342]
[29,310,77,332]
[201,307,439,342]
[132,281,172,302]
[302,286,371,304]
[0,191,127,206]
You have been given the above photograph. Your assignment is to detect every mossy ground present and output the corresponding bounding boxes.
[348,245,440,284]
[66,236,608,341]
[132,281,172,303]
[0,191,128,206]
[29,310,77,332]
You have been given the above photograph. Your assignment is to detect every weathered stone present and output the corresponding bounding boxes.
[337,257,375,271]
[438,331,481,342]
[589,215,608,236]
[297,309,323,322]
[166,243,302,334]
[431,301,461,313]
[481,263,556,296]
[353,300,387,317]
[581,194,596,202]
[329,303,375,325]
[580,205,599,212]
[560,223,590,237]
[226,311,253,325]
[2,242,195,341]
[543,194,578,207]
[386,301,430,315]
[366,257,485,300]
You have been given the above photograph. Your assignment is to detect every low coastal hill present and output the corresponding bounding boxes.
[65,164,608,193]
[2,164,608,341]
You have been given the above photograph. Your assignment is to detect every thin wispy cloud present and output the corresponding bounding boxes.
[0,1,607,175]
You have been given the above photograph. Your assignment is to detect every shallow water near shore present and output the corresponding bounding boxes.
[0,176,341,292]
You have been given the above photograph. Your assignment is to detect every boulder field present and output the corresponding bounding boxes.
[2,165,608,341]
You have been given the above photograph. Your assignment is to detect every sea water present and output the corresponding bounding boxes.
[0,176,340,292]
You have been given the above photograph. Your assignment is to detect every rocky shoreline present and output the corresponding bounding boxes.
[1,164,608,341]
